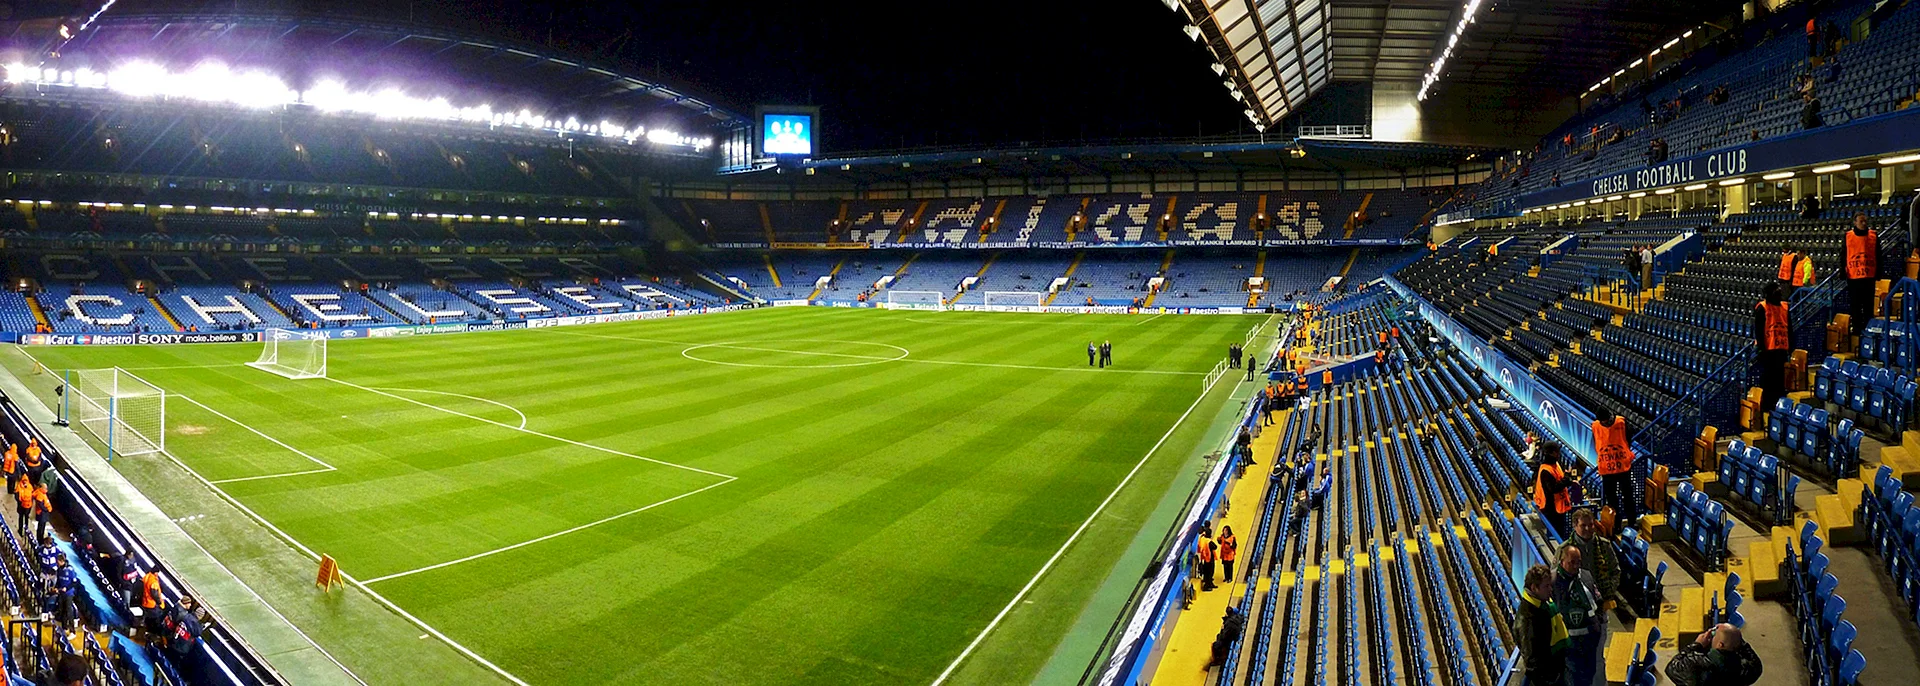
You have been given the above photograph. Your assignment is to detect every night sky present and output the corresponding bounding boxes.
[257,0,1255,153]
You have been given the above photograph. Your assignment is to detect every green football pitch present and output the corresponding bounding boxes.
[5,307,1267,685]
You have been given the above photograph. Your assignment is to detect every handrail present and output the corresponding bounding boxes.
[1630,267,1846,470]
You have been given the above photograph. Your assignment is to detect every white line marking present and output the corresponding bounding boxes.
[176,394,337,471]
[325,377,733,481]
[929,335,1241,686]
[166,510,372,686]
[137,429,531,685]
[368,386,529,430]
[1131,312,1168,326]
[209,467,336,484]
[362,476,736,584]
[558,330,1206,376]
[680,340,911,369]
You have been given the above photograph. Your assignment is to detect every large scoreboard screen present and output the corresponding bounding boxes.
[756,107,819,158]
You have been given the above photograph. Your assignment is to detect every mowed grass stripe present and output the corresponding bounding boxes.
[374,323,1198,683]
[17,309,1259,685]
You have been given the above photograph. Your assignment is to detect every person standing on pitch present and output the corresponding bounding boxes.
[1844,211,1878,338]
[1593,415,1636,521]
[1101,340,1113,368]
[1088,342,1097,367]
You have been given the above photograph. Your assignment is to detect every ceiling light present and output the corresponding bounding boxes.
[1811,163,1851,174]
[1762,171,1795,180]
[1717,177,1746,186]
[1654,188,1676,195]
[1628,192,1647,198]
[1606,195,1623,201]
[1881,154,1920,165]
[1684,184,1708,191]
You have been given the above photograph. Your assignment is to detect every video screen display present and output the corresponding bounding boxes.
[761,113,815,156]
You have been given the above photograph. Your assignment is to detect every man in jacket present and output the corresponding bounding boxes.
[1567,509,1623,615]
[1667,623,1764,686]
[1513,564,1568,686]
[1555,546,1603,686]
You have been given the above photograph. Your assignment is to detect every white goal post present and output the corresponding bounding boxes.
[248,328,329,380]
[61,367,166,459]
[983,291,1047,312]
[884,290,948,311]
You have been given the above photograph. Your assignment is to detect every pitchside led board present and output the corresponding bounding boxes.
[756,107,819,158]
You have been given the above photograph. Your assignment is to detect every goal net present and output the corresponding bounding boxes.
[983,291,1046,312]
[249,328,328,379]
[63,368,166,459]
[884,290,947,311]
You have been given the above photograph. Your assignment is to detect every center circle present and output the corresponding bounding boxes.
[680,339,911,369]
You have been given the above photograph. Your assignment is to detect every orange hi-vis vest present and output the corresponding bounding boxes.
[1323,370,1334,385]
[1761,301,1790,350]
[1219,534,1237,562]
[28,487,48,516]
[13,480,32,510]
[1375,349,1386,364]
[1846,230,1878,279]
[1779,252,1811,286]
[1377,331,1388,345]
[1534,463,1572,514]
[141,572,162,609]
[1196,537,1216,563]
[2,446,14,475]
[1593,417,1633,475]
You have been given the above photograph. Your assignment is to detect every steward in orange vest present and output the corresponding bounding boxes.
[1533,445,1573,533]
[1778,247,1814,287]
[1845,213,1878,337]
[1754,281,1793,412]
[1593,415,1638,520]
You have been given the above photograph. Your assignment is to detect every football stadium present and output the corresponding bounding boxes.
[3,0,1920,684]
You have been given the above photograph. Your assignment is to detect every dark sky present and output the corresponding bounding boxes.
[372,0,1255,153]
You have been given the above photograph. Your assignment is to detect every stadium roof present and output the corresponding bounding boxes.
[1173,0,1743,129]
[0,10,749,132]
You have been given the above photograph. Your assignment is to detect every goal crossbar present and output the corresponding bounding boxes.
[883,290,948,311]
[982,291,1047,312]
[248,328,329,379]
[62,367,166,459]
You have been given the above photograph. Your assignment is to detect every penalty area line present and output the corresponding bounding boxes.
[325,376,734,481]
[361,475,737,584]
[928,337,1238,686]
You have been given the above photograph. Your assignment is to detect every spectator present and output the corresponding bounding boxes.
[1514,564,1569,686]
[1640,244,1655,292]
[1708,85,1730,105]
[1667,623,1763,686]
[53,654,88,686]
[1567,509,1623,612]
[1754,281,1792,411]
[1806,18,1820,57]
[1554,546,1603,686]
[165,595,204,662]
[1208,606,1246,667]
[50,555,78,629]
[1801,95,1825,130]
[1800,194,1824,220]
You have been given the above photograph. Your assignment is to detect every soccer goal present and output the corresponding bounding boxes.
[884,290,948,311]
[983,291,1046,312]
[248,328,328,379]
[61,367,166,459]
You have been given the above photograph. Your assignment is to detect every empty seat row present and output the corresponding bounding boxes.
[1812,358,1917,438]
